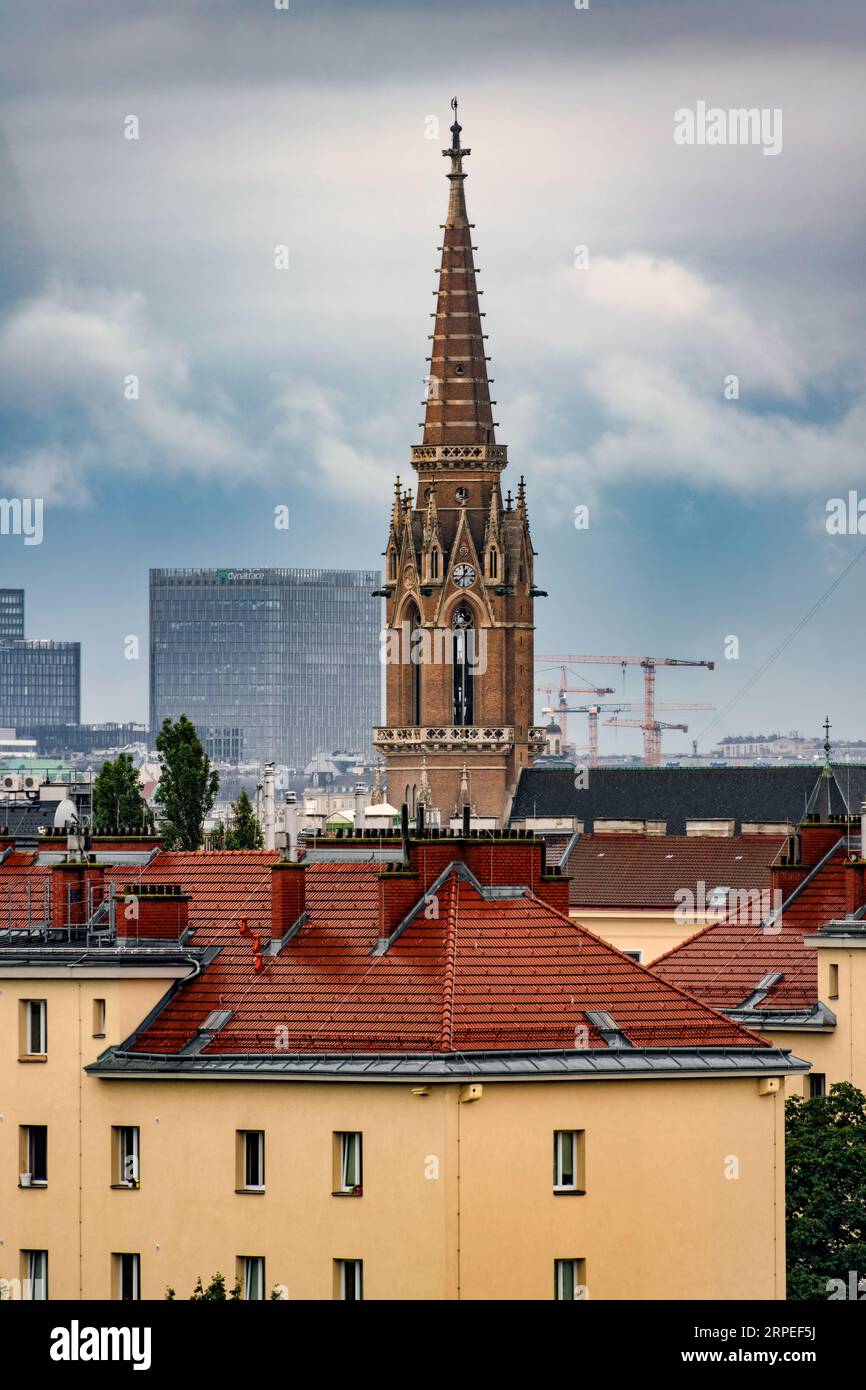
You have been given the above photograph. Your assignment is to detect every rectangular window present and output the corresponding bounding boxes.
[623,950,643,963]
[554,1258,586,1301]
[20,999,46,1057]
[21,1250,48,1300]
[113,1253,141,1301]
[237,1130,265,1191]
[19,1125,48,1187]
[553,1130,585,1193]
[241,1256,265,1301]
[334,1132,363,1194]
[92,998,106,1037]
[335,1259,363,1301]
[829,963,839,999]
[111,1126,140,1188]
[809,1073,827,1099]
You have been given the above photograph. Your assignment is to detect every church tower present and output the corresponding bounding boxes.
[374,103,543,824]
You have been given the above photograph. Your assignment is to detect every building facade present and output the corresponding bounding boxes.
[374,108,544,824]
[0,832,801,1300]
[149,568,381,768]
[0,590,25,642]
[0,641,80,730]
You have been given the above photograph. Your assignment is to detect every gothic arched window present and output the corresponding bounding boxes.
[452,604,475,726]
[407,604,422,726]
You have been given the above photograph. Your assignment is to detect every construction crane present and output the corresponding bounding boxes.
[604,715,689,761]
[535,683,614,746]
[542,701,714,765]
[536,655,715,766]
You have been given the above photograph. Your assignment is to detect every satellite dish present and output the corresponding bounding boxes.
[53,799,78,830]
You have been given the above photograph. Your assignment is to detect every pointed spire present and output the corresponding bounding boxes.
[805,716,851,819]
[417,755,432,808]
[484,485,502,548]
[422,99,496,448]
[390,476,402,532]
[371,763,384,806]
[422,480,441,547]
[444,97,470,229]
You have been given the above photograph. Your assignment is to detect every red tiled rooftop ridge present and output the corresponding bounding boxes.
[563,833,783,910]
[652,831,854,1012]
[0,841,777,1056]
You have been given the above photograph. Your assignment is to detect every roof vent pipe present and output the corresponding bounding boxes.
[284,791,299,863]
[262,762,276,852]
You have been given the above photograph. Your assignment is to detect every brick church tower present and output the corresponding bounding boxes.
[374,103,544,825]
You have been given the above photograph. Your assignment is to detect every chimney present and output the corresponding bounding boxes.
[845,858,866,915]
[284,791,300,861]
[51,861,104,931]
[353,782,367,831]
[116,883,189,944]
[262,763,276,851]
[272,858,306,939]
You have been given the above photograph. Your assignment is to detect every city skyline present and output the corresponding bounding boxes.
[1,0,864,756]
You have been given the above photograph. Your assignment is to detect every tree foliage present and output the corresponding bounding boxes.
[154,716,219,850]
[92,753,154,833]
[786,1081,866,1300]
[225,787,263,850]
[164,1271,286,1300]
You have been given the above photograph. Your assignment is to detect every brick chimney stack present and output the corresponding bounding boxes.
[271,860,306,940]
[116,883,189,944]
[375,832,571,938]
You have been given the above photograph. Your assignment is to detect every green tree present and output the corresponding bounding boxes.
[189,1272,241,1301]
[92,753,154,833]
[207,819,226,850]
[154,715,219,850]
[164,1272,285,1299]
[786,1081,866,1300]
[225,787,263,850]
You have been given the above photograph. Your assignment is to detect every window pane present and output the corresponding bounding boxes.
[30,1127,47,1183]
[28,1251,48,1300]
[245,1257,264,1300]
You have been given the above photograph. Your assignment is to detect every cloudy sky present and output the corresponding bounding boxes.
[1,0,864,755]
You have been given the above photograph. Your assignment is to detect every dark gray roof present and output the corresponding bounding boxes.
[725,1002,837,1031]
[510,764,866,833]
[86,1044,808,1081]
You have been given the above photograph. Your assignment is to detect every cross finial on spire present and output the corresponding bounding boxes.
[822,715,832,775]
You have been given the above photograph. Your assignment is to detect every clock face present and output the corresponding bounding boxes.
[452,563,476,589]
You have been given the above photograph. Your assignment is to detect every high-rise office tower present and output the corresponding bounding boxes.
[149,568,381,767]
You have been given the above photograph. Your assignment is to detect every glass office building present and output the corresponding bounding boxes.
[0,640,81,727]
[149,568,381,767]
[0,589,25,642]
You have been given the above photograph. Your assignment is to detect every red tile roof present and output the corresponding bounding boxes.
[0,846,777,1055]
[564,834,783,909]
[652,847,848,1012]
[125,856,768,1055]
